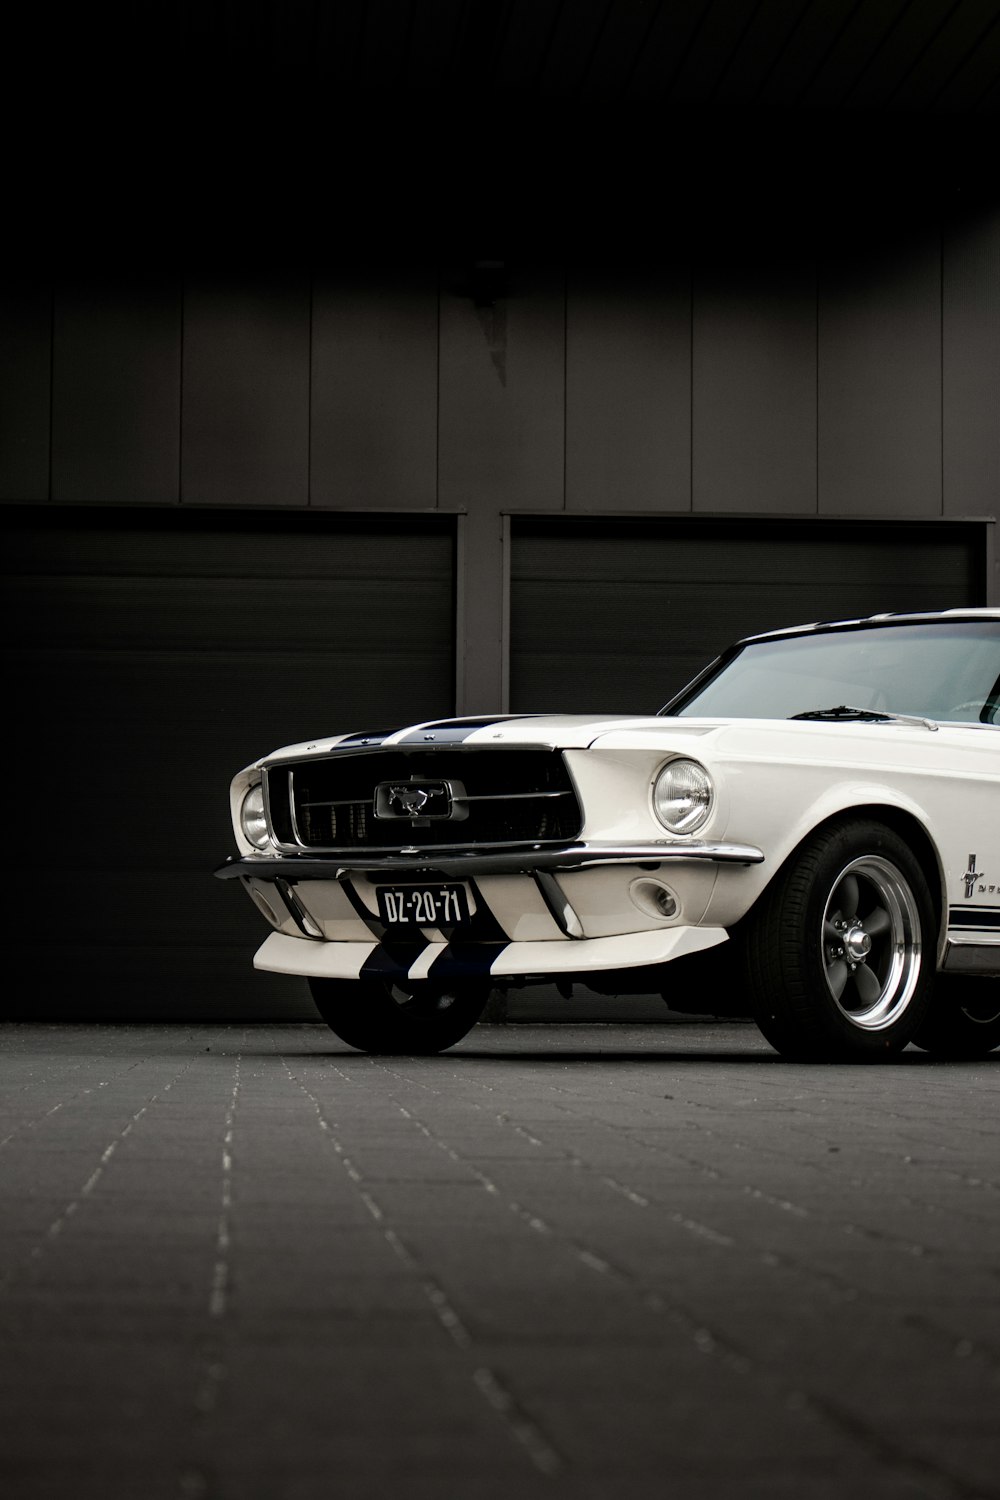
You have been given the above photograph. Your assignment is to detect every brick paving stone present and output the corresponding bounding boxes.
[0,1020,997,1500]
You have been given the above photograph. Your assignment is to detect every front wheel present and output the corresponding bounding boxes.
[744,819,935,1060]
[309,977,489,1054]
[911,976,1000,1058]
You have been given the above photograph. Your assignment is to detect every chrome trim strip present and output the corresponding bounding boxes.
[277,771,580,852]
[461,790,574,802]
[260,772,275,841]
[274,878,324,939]
[533,870,585,938]
[216,840,764,881]
[296,789,573,809]
[288,769,307,848]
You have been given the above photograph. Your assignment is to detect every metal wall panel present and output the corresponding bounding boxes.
[509,517,984,715]
[0,280,50,501]
[438,263,565,513]
[1,507,456,1017]
[818,232,942,516]
[311,264,439,508]
[943,208,1000,526]
[52,275,181,505]
[440,263,564,713]
[181,274,310,507]
[693,260,817,514]
[566,263,691,512]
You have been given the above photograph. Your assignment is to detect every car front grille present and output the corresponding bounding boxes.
[265,748,582,852]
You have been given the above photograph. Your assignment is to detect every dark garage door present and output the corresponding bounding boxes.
[510,517,988,714]
[2,507,456,1018]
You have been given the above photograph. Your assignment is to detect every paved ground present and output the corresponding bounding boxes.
[1,1021,997,1500]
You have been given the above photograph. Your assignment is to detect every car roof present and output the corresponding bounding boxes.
[739,608,1000,645]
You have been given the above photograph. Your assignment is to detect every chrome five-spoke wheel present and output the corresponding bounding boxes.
[746,819,935,1060]
[821,856,922,1030]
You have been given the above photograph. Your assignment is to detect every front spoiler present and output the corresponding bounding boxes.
[252,924,728,980]
[215,839,764,882]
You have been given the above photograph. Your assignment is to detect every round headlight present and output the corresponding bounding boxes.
[240,784,270,849]
[652,759,713,834]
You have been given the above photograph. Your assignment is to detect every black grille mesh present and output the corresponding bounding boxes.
[266,748,581,850]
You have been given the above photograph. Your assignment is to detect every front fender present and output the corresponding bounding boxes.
[705,779,945,958]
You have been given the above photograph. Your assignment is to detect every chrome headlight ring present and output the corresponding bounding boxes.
[652,758,714,835]
[240,782,271,850]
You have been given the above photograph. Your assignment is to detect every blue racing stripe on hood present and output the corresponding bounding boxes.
[332,729,396,749]
[395,716,538,745]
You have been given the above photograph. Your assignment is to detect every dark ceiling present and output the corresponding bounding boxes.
[7,1,996,262]
[179,0,1000,114]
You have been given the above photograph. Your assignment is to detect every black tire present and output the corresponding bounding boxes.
[744,819,935,1061]
[911,976,1000,1058]
[309,976,489,1054]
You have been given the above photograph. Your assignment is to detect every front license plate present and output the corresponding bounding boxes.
[376,884,470,928]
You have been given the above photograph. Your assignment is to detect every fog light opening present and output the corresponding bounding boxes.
[251,889,282,928]
[629,878,680,921]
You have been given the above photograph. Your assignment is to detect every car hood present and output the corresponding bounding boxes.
[254,713,721,765]
[250,709,994,772]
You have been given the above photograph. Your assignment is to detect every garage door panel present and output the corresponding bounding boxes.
[7,586,453,668]
[3,508,455,1017]
[10,652,453,866]
[510,519,985,714]
[4,513,454,670]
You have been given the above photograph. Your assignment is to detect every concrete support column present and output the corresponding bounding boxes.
[455,508,508,715]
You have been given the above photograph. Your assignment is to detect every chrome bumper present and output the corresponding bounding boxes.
[215,840,764,882]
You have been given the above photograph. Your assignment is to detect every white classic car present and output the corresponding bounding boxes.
[217,610,999,1061]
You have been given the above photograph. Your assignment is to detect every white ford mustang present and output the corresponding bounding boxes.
[217,610,999,1060]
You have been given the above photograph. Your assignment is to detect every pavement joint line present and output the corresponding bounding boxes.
[376,1085,998,1495]
[476,1094,965,1265]
[385,1098,763,1341]
[602,1176,650,1206]
[360,1190,383,1221]
[378,1225,475,1354]
[899,1314,1000,1374]
[797,1389,999,1500]
[365,1057,443,1096]
[7,1027,990,1494]
[189,1034,252,1481]
[399,1095,746,1259]
[0,1055,154,1151]
[668,1210,734,1246]
[760,1249,861,1301]
[282,1055,566,1476]
[841,1220,929,1257]
[208,1054,242,1321]
[0,1059,195,1296]
[166,1038,1000,1261]
[743,1183,809,1217]
[471,1367,563,1477]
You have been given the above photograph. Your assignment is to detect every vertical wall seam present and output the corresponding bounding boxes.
[436,264,441,510]
[815,258,820,516]
[178,271,185,505]
[689,261,694,514]
[454,513,465,714]
[562,262,568,512]
[940,222,945,518]
[47,283,55,504]
[307,269,314,509]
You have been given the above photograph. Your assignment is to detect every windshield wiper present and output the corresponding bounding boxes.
[789,705,938,731]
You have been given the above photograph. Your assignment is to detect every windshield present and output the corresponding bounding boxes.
[666,622,1000,724]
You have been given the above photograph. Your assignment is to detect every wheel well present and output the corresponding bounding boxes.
[738,805,945,954]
